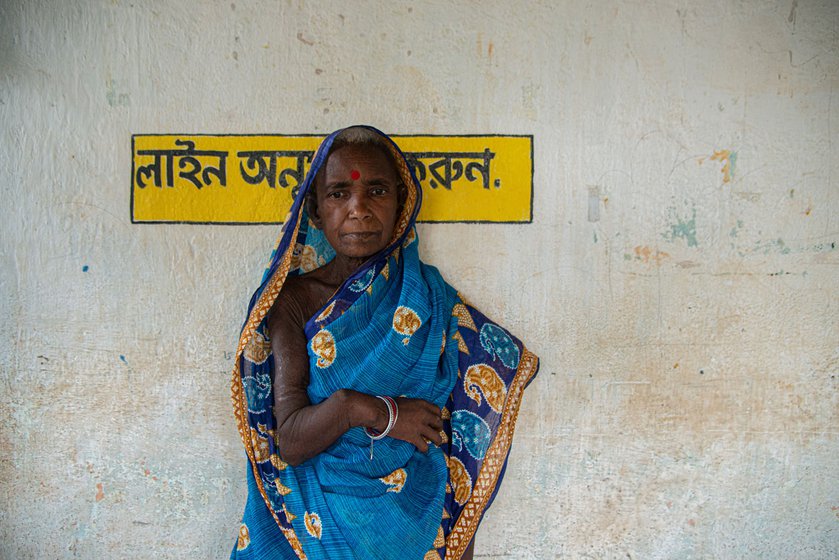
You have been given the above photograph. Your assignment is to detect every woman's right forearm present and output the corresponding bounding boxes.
[274,389,387,466]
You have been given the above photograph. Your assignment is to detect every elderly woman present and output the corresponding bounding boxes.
[231,126,538,560]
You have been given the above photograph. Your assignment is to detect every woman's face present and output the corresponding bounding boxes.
[312,144,402,260]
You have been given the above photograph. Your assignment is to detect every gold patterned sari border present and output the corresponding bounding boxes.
[445,348,539,559]
[230,212,307,560]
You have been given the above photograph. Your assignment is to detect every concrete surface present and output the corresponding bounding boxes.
[0,0,837,558]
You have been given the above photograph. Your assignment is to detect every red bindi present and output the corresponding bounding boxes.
[350,169,361,181]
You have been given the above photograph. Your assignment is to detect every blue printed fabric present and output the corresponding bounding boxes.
[231,126,539,560]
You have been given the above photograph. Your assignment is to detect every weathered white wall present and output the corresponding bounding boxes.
[1,0,837,558]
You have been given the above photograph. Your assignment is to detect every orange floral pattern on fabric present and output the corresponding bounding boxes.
[237,524,250,550]
[304,512,322,540]
[393,306,422,345]
[447,456,472,506]
[464,363,507,413]
[243,330,272,365]
[380,468,407,493]
[310,329,336,368]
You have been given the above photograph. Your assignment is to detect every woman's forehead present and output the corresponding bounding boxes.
[322,144,399,179]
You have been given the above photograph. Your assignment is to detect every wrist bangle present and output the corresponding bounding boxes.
[364,396,398,459]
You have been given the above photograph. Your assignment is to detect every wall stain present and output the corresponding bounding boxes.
[140,459,159,481]
[105,78,130,107]
[630,245,670,265]
[711,150,736,183]
[742,238,836,257]
[699,149,737,183]
[95,483,105,502]
[663,209,698,247]
[588,186,601,222]
[788,0,798,25]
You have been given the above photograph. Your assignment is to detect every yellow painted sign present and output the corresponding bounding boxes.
[131,134,533,223]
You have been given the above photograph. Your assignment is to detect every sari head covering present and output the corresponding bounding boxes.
[231,126,539,560]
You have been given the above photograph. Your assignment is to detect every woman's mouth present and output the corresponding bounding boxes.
[342,231,379,240]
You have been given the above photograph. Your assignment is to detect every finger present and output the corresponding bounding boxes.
[426,403,442,417]
[414,436,429,453]
[429,416,444,431]
[416,399,439,414]
[424,428,443,446]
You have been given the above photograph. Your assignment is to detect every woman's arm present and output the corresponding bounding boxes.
[268,288,380,466]
[268,284,444,466]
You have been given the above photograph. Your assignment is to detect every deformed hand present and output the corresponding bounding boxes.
[387,397,444,453]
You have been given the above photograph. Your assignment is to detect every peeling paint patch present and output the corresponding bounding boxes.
[105,78,130,107]
[741,238,834,257]
[664,209,698,247]
[632,245,670,265]
[699,149,737,183]
[716,150,736,183]
[752,238,791,255]
[587,186,601,222]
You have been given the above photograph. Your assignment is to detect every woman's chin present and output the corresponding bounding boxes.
[335,240,389,260]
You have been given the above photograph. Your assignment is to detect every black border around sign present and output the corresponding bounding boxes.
[130,133,535,225]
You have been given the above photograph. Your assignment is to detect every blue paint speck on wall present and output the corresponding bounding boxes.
[119,355,127,363]
[82,265,89,272]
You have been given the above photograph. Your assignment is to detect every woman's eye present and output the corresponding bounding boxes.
[327,191,344,199]
[371,187,387,196]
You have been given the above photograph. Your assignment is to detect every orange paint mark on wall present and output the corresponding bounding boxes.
[95,483,105,502]
[707,149,736,183]
[634,245,670,265]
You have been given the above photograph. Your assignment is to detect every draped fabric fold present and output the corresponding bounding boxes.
[231,126,539,560]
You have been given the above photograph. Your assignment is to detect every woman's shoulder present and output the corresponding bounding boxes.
[268,274,333,331]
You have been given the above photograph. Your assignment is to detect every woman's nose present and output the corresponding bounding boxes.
[348,193,372,219]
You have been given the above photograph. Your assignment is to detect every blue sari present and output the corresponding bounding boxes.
[231,126,539,559]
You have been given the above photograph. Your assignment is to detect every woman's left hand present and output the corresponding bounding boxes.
[385,397,444,453]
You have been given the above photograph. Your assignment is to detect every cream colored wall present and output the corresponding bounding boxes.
[1,0,837,558]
